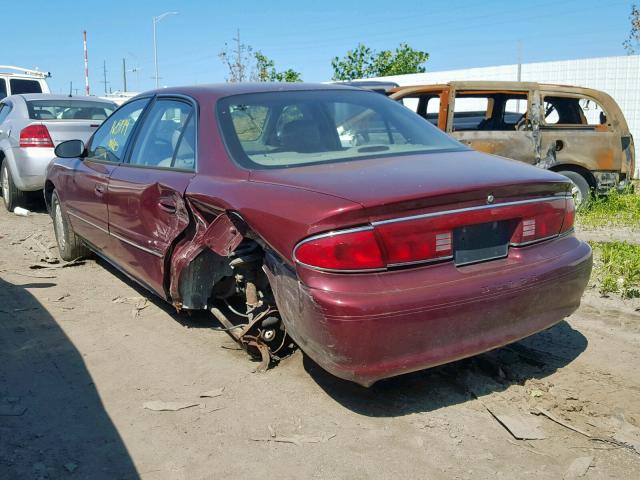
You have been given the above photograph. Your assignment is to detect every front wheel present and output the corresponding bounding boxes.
[51,190,89,261]
[1,162,27,212]
[558,170,591,208]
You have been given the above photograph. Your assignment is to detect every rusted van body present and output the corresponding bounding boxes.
[390,81,635,204]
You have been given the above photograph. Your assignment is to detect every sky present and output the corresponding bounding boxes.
[3,0,637,95]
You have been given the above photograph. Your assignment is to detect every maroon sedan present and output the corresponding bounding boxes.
[45,83,592,386]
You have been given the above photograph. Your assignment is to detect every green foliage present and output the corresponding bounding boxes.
[255,51,302,83]
[589,241,640,298]
[219,31,301,83]
[624,3,640,54]
[577,189,640,229]
[331,43,429,81]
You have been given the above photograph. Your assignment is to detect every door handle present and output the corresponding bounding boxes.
[95,183,105,195]
[158,198,177,213]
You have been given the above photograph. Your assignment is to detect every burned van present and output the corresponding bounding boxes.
[391,81,635,205]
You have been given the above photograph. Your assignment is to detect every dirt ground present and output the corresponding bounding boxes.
[1,204,639,480]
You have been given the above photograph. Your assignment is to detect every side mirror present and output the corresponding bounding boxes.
[54,139,85,159]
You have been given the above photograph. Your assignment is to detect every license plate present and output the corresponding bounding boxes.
[453,221,510,266]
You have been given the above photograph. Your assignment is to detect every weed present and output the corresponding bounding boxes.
[589,241,640,298]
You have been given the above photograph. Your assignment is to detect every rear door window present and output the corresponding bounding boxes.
[543,95,607,126]
[127,99,195,170]
[9,79,42,94]
[87,98,149,163]
[453,92,528,131]
[0,103,11,124]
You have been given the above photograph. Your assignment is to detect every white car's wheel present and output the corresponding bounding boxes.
[1,162,27,212]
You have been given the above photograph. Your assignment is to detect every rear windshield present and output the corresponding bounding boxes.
[27,100,116,120]
[217,89,463,169]
[10,79,42,94]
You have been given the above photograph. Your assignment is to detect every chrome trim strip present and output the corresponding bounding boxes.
[454,251,508,267]
[67,210,109,235]
[509,234,559,247]
[372,195,571,226]
[67,209,163,258]
[110,231,164,258]
[387,255,453,268]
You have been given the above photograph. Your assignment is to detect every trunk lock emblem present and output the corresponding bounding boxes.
[487,194,495,204]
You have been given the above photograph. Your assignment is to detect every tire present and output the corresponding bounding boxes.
[51,190,89,261]
[1,161,27,212]
[558,170,591,208]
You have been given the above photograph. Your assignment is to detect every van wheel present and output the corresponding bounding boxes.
[1,162,27,212]
[51,190,89,261]
[558,171,591,208]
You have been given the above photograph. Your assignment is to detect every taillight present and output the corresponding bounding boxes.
[375,220,452,265]
[560,197,575,234]
[293,228,385,271]
[509,198,567,245]
[20,124,54,148]
[294,196,575,272]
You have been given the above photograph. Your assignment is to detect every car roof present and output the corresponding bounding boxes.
[134,82,361,101]
[16,93,116,103]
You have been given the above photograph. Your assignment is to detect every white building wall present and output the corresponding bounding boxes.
[374,55,640,177]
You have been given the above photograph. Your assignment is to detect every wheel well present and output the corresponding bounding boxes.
[549,164,596,190]
[44,180,55,212]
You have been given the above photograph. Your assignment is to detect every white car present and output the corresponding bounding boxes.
[0,94,116,210]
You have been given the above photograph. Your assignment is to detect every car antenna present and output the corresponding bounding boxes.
[68,81,73,97]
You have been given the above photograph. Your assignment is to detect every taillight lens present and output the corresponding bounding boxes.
[560,197,575,233]
[294,228,385,271]
[509,198,567,245]
[20,124,54,148]
[375,220,452,265]
[294,196,575,272]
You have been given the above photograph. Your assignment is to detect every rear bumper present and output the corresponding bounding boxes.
[10,147,54,191]
[267,235,592,386]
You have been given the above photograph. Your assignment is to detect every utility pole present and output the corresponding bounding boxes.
[83,30,90,95]
[122,58,127,92]
[101,60,109,94]
[517,41,522,82]
[153,11,178,88]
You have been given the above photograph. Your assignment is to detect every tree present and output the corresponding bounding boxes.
[255,51,302,82]
[219,30,302,83]
[331,43,429,81]
[624,3,640,53]
[330,44,376,81]
[218,29,254,82]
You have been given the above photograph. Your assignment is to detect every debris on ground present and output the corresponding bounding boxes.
[200,387,225,398]
[488,408,546,440]
[13,207,30,217]
[131,299,149,319]
[563,456,593,479]
[534,407,591,437]
[612,415,640,454]
[29,259,85,270]
[143,401,200,412]
[250,431,336,446]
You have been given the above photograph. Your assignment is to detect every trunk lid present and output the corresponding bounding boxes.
[249,150,571,220]
[38,120,102,146]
